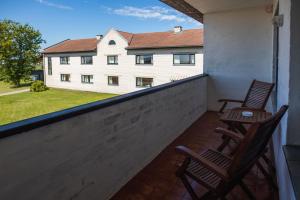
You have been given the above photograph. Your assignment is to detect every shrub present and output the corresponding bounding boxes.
[30,80,48,92]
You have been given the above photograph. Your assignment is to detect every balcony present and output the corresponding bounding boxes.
[0,73,285,200]
[1,0,299,199]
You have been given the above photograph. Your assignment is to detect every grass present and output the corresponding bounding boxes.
[0,81,31,94]
[0,88,117,126]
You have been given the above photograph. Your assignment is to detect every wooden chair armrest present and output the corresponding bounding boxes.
[175,146,229,180]
[218,99,244,113]
[218,99,244,103]
[234,107,266,112]
[214,128,243,143]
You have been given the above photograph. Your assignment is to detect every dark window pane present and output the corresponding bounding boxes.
[144,55,152,64]
[48,57,52,75]
[136,55,153,64]
[136,77,153,88]
[61,74,70,82]
[107,56,118,65]
[81,56,93,64]
[108,76,119,85]
[81,75,93,84]
[173,54,195,65]
[60,56,69,64]
[109,40,116,45]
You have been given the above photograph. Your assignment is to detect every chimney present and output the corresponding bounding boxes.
[173,26,183,33]
[96,35,103,40]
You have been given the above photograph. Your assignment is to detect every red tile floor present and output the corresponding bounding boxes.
[111,112,278,200]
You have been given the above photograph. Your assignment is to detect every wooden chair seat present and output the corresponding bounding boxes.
[186,149,232,189]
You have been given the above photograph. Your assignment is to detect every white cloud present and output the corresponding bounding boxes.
[110,6,197,24]
[36,0,73,10]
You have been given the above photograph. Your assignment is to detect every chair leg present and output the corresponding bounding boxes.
[217,137,231,152]
[217,123,238,152]
[256,161,278,190]
[235,123,247,135]
[180,175,200,200]
[239,180,256,200]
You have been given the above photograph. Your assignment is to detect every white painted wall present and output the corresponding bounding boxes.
[203,7,273,111]
[44,29,203,94]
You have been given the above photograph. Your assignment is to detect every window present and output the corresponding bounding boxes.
[136,55,153,65]
[136,77,153,88]
[60,74,70,82]
[81,75,93,84]
[108,76,119,86]
[108,40,116,45]
[60,56,69,64]
[173,54,195,65]
[48,57,52,75]
[81,56,93,64]
[107,55,118,65]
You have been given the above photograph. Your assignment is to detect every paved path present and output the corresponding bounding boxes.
[0,89,30,96]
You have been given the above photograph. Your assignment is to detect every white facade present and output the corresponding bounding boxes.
[44,29,203,94]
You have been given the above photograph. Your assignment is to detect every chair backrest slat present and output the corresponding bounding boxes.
[242,80,274,110]
[228,105,288,176]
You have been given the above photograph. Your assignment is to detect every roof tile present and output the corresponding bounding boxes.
[43,38,97,54]
[43,29,203,53]
[126,29,203,49]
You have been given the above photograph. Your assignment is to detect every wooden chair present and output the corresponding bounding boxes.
[175,105,288,200]
[217,80,274,152]
[219,80,274,113]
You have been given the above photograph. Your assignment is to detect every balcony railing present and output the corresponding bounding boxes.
[0,74,207,200]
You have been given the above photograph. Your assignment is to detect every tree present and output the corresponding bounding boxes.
[0,20,45,86]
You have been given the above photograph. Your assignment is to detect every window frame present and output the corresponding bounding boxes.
[81,56,93,65]
[60,56,70,65]
[81,75,94,84]
[136,54,153,65]
[107,76,119,86]
[60,74,71,82]
[136,77,153,88]
[173,54,195,65]
[47,57,52,75]
[107,55,118,65]
[108,40,116,45]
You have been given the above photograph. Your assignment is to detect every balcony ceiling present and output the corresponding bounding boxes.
[162,0,273,23]
[184,0,273,14]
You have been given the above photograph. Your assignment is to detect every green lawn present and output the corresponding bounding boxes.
[0,88,117,125]
[0,81,31,94]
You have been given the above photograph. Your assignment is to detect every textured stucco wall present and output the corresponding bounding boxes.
[0,76,207,200]
[203,7,273,111]
[44,29,203,94]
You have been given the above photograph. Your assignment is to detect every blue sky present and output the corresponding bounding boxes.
[0,0,202,48]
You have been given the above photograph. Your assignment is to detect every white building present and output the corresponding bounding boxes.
[43,27,203,94]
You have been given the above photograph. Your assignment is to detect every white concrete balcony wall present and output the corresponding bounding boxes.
[0,75,207,200]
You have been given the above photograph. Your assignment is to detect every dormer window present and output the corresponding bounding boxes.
[108,40,116,45]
